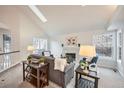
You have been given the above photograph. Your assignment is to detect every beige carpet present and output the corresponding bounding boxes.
[18,81,34,88]
[0,63,124,88]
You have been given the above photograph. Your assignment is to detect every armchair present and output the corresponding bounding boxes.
[89,56,98,71]
[90,56,98,64]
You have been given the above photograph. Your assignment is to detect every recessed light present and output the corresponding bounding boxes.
[28,5,47,23]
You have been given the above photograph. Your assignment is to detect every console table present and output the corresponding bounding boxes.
[23,61,49,88]
[75,66,100,88]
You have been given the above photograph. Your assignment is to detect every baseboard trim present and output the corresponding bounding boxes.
[118,69,124,78]
[98,65,124,78]
[98,65,115,70]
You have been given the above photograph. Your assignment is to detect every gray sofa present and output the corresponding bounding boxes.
[30,55,75,88]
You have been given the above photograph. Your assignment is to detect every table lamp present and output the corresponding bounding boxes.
[27,45,35,54]
[79,45,96,73]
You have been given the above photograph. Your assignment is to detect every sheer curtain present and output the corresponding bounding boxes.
[93,32,115,59]
[33,38,47,50]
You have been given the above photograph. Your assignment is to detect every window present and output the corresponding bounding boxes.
[33,38,47,50]
[3,34,11,53]
[93,32,115,58]
[117,30,122,62]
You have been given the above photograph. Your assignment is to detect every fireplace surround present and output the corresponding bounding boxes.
[66,53,76,62]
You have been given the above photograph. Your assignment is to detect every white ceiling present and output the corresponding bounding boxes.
[21,5,117,37]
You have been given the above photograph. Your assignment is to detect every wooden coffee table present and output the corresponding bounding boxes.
[75,65,100,88]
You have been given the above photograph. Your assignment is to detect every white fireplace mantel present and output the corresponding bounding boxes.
[62,46,81,62]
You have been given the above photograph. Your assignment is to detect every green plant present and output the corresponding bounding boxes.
[80,60,88,67]
[27,55,32,63]
[27,55,32,61]
[39,57,45,63]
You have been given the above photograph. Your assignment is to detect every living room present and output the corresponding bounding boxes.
[0,5,124,88]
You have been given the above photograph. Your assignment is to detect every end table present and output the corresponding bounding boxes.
[23,61,49,88]
[75,65,100,88]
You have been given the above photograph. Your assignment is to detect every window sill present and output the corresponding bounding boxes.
[117,60,121,63]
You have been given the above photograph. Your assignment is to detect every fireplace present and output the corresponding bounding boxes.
[66,53,76,62]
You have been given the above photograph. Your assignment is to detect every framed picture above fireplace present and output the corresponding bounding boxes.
[66,36,78,46]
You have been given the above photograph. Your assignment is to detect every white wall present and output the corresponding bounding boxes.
[0,6,20,52]
[0,6,49,61]
[52,29,106,45]
[19,10,49,60]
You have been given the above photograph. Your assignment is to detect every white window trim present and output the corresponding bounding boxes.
[117,29,122,62]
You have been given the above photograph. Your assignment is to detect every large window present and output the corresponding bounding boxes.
[93,32,115,58]
[33,38,47,50]
[3,34,11,53]
[117,30,122,62]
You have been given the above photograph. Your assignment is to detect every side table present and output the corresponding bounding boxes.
[23,61,49,88]
[75,65,100,88]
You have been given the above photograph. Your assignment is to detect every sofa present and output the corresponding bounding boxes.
[29,54,75,88]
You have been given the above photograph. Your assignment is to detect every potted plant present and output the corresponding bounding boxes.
[27,55,32,63]
[80,60,89,73]
[39,57,45,65]
[80,60,88,69]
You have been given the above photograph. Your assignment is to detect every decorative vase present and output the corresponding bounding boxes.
[81,65,85,69]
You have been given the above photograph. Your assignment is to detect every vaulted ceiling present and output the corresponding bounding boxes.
[20,5,117,37]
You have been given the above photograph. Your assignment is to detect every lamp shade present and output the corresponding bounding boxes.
[79,45,96,57]
[27,45,35,51]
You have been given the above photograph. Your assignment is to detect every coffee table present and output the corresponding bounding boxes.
[75,65,100,88]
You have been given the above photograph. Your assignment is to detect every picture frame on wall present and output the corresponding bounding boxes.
[66,36,78,46]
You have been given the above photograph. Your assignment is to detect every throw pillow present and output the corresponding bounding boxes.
[54,58,67,72]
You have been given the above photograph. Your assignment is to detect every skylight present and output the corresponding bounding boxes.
[28,5,47,23]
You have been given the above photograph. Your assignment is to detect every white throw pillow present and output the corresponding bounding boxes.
[54,58,67,72]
